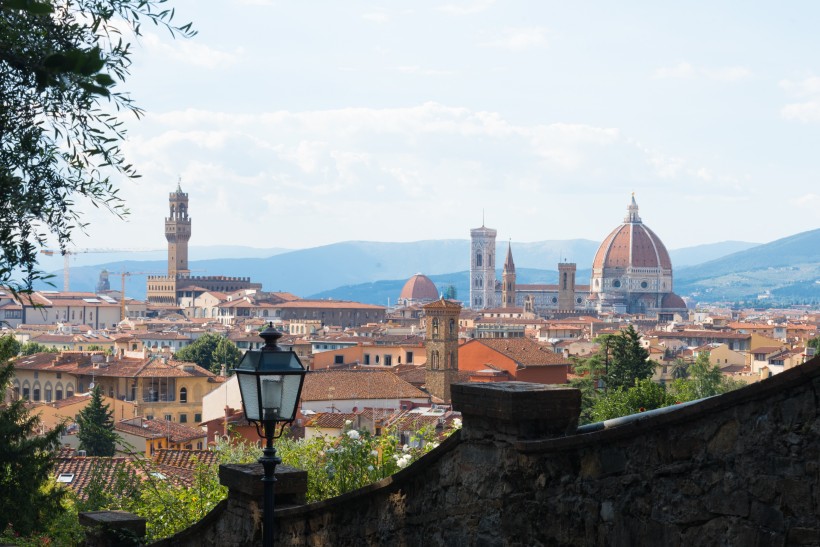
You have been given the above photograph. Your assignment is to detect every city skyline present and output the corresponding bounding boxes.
[69,1,820,253]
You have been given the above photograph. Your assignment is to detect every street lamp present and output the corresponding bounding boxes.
[234,323,307,547]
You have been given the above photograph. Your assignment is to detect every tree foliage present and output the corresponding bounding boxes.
[19,341,58,356]
[604,326,656,390]
[589,378,674,422]
[0,335,20,361]
[0,0,194,293]
[808,337,820,353]
[174,334,241,374]
[76,384,118,456]
[0,362,66,536]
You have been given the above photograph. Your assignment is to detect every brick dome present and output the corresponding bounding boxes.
[592,196,672,271]
[399,274,439,302]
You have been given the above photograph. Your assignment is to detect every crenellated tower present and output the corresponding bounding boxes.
[166,180,191,278]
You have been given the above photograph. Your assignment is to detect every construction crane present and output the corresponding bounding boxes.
[39,247,153,291]
[117,271,163,322]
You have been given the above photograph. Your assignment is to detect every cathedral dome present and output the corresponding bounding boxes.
[399,274,439,303]
[592,196,672,271]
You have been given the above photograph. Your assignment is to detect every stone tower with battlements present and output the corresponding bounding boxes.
[165,180,191,278]
[423,298,461,402]
[470,223,497,310]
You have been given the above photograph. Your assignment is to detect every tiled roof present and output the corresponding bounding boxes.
[116,418,206,443]
[474,338,570,367]
[301,370,428,401]
[423,299,462,311]
[152,448,219,470]
[54,454,141,501]
[277,300,385,310]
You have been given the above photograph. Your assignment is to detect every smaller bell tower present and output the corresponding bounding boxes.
[502,242,516,308]
[558,262,576,311]
[424,298,462,402]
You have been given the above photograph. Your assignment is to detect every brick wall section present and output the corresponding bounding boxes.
[154,356,820,546]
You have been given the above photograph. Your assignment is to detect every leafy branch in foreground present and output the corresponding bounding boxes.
[0,0,195,293]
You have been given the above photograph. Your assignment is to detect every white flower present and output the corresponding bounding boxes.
[453,418,463,429]
[430,442,439,449]
[347,430,360,440]
[367,465,374,471]
[370,450,379,457]
[402,444,410,452]
[344,419,352,426]
[397,455,411,469]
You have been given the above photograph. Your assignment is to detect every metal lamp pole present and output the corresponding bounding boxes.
[261,413,281,547]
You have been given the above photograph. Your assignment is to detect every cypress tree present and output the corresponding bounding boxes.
[76,385,118,456]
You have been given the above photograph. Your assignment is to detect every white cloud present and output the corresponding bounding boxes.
[362,11,389,23]
[482,27,548,51]
[780,76,820,97]
[793,193,820,207]
[781,101,820,123]
[653,62,751,82]
[141,32,237,69]
[437,0,495,15]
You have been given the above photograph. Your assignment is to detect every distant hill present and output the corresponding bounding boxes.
[669,241,759,268]
[676,229,820,303]
[35,234,815,305]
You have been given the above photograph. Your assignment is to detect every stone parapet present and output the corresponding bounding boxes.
[451,381,580,440]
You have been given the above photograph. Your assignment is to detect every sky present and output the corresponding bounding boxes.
[71,0,820,257]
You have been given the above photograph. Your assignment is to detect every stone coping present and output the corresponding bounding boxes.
[516,355,820,453]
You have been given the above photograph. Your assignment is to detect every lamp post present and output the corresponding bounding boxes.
[234,323,307,547]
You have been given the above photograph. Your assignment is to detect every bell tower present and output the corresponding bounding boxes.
[502,242,516,308]
[424,298,462,402]
[166,179,191,278]
[470,221,497,310]
[558,262,576,311]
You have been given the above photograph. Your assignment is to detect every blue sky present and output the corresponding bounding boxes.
[73,1,820,256]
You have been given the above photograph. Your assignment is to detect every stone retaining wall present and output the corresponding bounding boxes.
[156,356,819,546]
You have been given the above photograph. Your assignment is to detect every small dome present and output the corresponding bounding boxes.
[661,293,687,309]
[399,274,438,302]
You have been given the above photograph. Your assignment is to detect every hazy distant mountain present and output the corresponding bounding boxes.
[36,234,816,305]
[676,229,820,302]
[669,241,760,268]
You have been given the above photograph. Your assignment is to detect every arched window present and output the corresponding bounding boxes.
[180,387,188,403]
[432,319,439,337]
[431,350,440,369]
[449,319,455,335]
[475,252,482,267]
[563,272,568,289]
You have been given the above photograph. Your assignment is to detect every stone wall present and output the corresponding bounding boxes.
[156,356,820,546]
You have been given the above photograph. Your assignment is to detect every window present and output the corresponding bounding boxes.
[432,318,439,337]
[364,354,370,365]
[33,388,40,401]
[334,355,344,364]
[612,280,621,288]
[384,355,392,366]
[33,372,39,379]
[179,414,188,423]
[146,415,154,420]
[164,414,172,421]
[406,351,413,363]
[56,389,63,401]
[22,387,30,399]
[179,387,188,403]
[194,413,202,423]
[56,373,62,379]
[45,388,52,402]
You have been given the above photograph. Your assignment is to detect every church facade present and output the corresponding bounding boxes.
[470,196,688,319]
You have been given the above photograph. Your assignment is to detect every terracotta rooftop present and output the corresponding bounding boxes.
[399,274,439,302]
[116,418,207,443]
[472,338,571,367]
[54,454,141,501]
[304,412,359,429]
[301,369,429,401]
